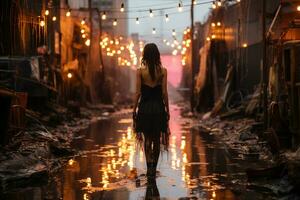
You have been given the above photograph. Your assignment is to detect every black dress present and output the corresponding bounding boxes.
[134,80,169,149]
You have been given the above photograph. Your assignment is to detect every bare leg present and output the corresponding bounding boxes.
[144,133,160,178]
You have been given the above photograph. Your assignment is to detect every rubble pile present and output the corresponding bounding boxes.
[195,117,274,163]
[0,102,117,193]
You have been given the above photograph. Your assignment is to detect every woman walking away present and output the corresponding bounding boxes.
[133,43,170,180]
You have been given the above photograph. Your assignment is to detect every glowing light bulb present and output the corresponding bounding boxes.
[40,20,45,27]
[82,34,86,38]
[297,5,300,11]
[217,0,222,7]
[217,22,221,26]
[193,0,197,5]
[211,22,216,27]
[81,29,85,33]
[149,9,153,17]
[172,29,176,36]
[52,16,56,21]
[212,2,217,9]
[113,19,117,26]
[66,10,71,17]
[120,3,124,12]
[242,43,248,48]
[178,3,183,12]
[165,14,169,22]
[85,39,90,46]
[102,12,107,20]
[81,19,85,25]
[67,72,72,78]
[172,49,178,55]
[45,10,49,16]
[152,28,156,34]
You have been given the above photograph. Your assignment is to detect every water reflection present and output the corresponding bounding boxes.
[2,104,273,199]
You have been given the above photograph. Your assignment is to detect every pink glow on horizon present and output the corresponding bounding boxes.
[161,55,182,88]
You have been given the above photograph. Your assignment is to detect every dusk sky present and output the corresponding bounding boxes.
[128,0,211,51]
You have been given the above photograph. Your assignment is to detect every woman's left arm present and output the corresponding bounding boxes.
[133,69,141,117]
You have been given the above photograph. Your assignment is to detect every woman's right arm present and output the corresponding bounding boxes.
[162,68,170,119]
[133,69,141,116]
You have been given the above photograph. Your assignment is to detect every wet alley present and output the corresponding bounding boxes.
[3,97,297,200]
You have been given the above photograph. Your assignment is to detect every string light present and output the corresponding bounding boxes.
[149,9,153,17]
[193,0,197,5]
[152,28,156,34]
[178,3,183,12]
[206,37,211,41]
[217,22,221,26]
[242,43,248,48]
[136,17,139,24]
[45,10,49,16]
[81,29,85,33]
[172,29,176,36]
[211,22,216,27]
[81,18,86,25]
[40,20,45,27]
[66,9,71,17]
[82,34,86,38]
[67,72,72,79]
[85,39,90,46]
[52,16,57,21]
[212,2,217,9]
[102,12,107,20]
[217,0,222,7]
[113,19,117,26]
[237,0,241,2]
[172,49,178,55]
[120,3,125,12]
[297,5,300,11]
[165,14,169,22]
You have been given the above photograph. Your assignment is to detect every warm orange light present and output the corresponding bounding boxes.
[212,2,217,9]
[40,20,45,27]
[297,5,300,11]
[113,19,117,26]
[66,10,71,17]
[242,43,248,48]
[85,39,90,46]
[67,72,72,79]
[45,10,49,16]
[120,3,125,12]
[102,12,107,20]
[172,49,178,55]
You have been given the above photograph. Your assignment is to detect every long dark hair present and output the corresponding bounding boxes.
[141,43,162,81]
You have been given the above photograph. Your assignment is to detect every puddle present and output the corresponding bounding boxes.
[1,104,285,200]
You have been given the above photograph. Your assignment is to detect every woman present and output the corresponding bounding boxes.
[133,43,170,179]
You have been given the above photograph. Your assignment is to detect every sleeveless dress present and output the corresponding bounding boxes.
[134,72,170,150]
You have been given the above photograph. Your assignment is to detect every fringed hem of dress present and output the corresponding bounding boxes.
[133,130,171,151]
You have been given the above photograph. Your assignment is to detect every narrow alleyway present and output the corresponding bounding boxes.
[2,86,283,200]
